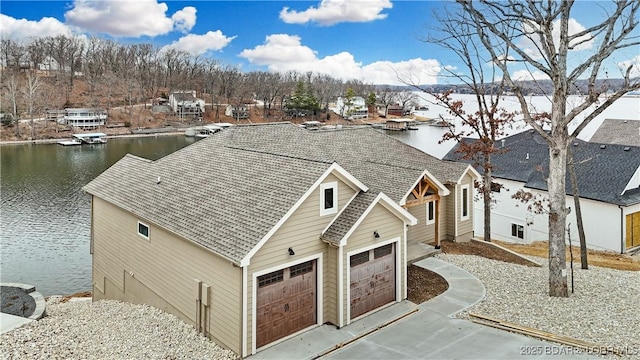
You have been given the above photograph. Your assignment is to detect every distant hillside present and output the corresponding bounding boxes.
[383,78,633,95]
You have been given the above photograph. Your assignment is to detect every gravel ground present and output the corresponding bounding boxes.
[436,253,640,359]
[0,298,237,360]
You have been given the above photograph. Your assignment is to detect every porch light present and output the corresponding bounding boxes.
[373,231,380,239]
[288,247,295,256]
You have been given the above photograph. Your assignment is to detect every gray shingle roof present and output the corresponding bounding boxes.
[220,123,470,201]
[444,131,640,206]
[589,119,640,147]
[321,191,380,245]
[84,136,334,264]
[84,123,471,264]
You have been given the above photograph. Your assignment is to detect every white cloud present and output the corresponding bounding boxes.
[64,0,196,37]
[512,69,550,81]
[0,14,72,40]
[519,18,594,60]
[239,34,318,66]
[618,55,640,78]
[171,7,197,34]
[239,34,440,85]
[161,31,236,56]
[280,0,392,26]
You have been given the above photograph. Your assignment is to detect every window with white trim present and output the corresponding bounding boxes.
[461,184,470,220]
[426,200,435,225]
[138,221,149,239]
[511,223,524,239]
[320,182,338,216]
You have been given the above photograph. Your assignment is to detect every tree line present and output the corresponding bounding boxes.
[0,35,419,125]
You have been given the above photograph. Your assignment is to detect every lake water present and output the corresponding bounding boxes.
[0,136,196,296]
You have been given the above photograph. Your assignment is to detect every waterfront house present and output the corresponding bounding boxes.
[64,108,107,128]
[83,123,478,356]
[168,90,205,120]
[332,96,368,120]
[444,130,640,253]
[224,104,249,119]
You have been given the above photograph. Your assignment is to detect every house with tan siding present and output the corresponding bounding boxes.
[83,123,479,357]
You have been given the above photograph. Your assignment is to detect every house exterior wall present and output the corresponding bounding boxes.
[455,174,475,242]
[406,202,437,245]
[342,203,405,325]
[443,185,455,241]
[246,173,357,354]
[90,197,243,354]
[474,178,627,252]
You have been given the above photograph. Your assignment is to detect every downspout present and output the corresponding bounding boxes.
[619,205,624,254]
[242,265,248,357]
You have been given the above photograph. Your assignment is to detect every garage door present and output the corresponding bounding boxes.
[256,260,316,348]
[350,243,396,319]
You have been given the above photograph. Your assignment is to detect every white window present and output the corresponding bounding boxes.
[320,182,338,216]
[461,184,470,220]
[426,200,435,225]
[138,221,149,239]
[511,223,524,239]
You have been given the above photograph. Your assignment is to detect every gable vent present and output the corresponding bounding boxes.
[624,147,630,151]
[600,144,606,149]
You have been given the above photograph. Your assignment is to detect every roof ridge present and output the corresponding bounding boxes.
[123,153,154,163]
[224,145,335,164]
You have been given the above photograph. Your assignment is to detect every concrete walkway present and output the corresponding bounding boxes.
[252,258,592,359]
[0,313,35,335]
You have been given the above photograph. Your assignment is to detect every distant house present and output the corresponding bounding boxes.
[63,108,107,128]
[169,91,205,120]
[224,104,249,119]
[387,104,404,117]
[333,96,368,120]
[84,123,478,357]
[444,130,640,253]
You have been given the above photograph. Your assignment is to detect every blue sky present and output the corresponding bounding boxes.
[1,0,639,85]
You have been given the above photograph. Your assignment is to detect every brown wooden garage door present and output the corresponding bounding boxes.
[350,243,395,319]
[256,260,316,348]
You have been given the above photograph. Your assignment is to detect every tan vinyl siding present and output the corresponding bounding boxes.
[444,185,456,241]
[246,173,357,352]
[406,204,436,245]
[91,197,243,354]
[456,175,474,241]
[341,203,404,325]
[323,246,338,325]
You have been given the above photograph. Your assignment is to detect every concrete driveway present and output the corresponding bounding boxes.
[252,258,593,360]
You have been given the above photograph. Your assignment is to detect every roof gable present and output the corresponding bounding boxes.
[239,163,367,266]
[321,191,418,246]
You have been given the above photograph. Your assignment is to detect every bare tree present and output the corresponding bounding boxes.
[458,0,640,297]
[22,71,42,139]
[406,6,516,244]
[3,74,20,136]
[375,86,396,118]
[393,90,419,114]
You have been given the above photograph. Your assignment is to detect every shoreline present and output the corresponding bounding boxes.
[0,130,187,146]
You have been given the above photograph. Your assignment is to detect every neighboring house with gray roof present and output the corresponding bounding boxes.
[589,119,640,147]
[444,130,640,253]
[83,123,479,357]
